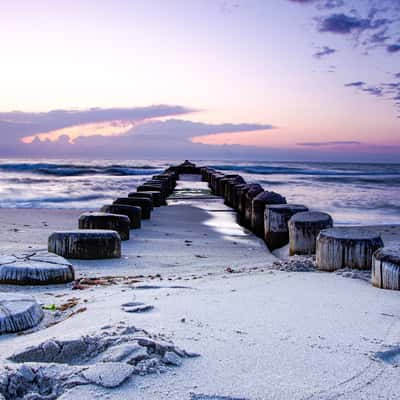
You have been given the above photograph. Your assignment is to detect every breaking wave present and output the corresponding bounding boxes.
[0,162,162,176]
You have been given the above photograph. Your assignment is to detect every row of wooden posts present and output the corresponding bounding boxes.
[48,169,180,259]
[199,165,400,291]
[45,160,399,291]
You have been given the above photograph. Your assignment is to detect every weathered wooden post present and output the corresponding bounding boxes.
[0,293,44,333]
[231,183,248,211]
[153,175,175,193]
[145,179,169,196]
[137,185,167,205]
[220,175,244,205]
[243,184,263,228]
[101,204,142,229]
[288,211,333,255]
[237,184,253,216]
[0,251,75,285]
[251,191,287,238]
[372,247,400,290]
[128,191,162,207]
[210,173,224,194]
[48,230,122,259]
[126,193,154,209]
[316,227,384,271]
[113,197,152,219]
[79,212,131,241]
[218,175,241,202]
[264,204,309,250]
[214,174,226,196]
[225,176,246,207]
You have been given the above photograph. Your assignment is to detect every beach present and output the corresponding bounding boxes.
[1,174,400,399]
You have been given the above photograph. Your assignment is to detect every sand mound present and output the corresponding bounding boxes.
[1,324,199,399]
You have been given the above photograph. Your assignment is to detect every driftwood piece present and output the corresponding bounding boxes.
[289,211,333,255]
[113,197,152,219]
[316,227,384,271]
[79,212,130,241]
[0,251,75,285]
[251,191,287,238]
[100,205,141,229]
[264,204,309,250]
[48,230,121,259]
[0,293,43,334]
[372,246,400,290]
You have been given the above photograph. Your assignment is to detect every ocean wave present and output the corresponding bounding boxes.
[0,163,161,176]
[211,164,400,176]
[331,199,400,213]
[0,194,107,207]
[311,176,400,185]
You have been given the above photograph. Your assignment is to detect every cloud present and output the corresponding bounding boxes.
[313,45,337,58]
[297,141,361,146]
[0,105,197,150]
[0,109,274,158]
[287,0,400,51]
[287,0,344,7]
[318,13,374,34]
[394,72,400,79]
[368,29,391,44]
[362,86,383,96]
[218,1,240,14]
[287,0,316,4]
[345,79,400,113]
[344,81,365,87]
[0,105,194,139]
[387,43,400,52]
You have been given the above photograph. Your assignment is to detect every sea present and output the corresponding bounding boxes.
[0,159,399,226]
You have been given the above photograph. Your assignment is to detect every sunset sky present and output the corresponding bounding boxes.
[1,0,399,161]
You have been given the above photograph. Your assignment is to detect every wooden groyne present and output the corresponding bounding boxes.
[0,160,396,334]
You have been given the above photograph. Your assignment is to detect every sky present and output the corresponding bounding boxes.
[0,0,399,161]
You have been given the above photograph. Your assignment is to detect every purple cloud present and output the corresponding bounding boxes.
[297,141,361,146]
[344,81,365,87]
[0,109,275,158]
[387,43,400,52]
[362,86,384,96]
[287,0,344,7]
[288,0,400,59]
[313,46,337,58]
[318,13,372,34]
[287,0,316,3]
[0,105,194,139]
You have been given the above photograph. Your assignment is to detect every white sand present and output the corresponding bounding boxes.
[0,176,400,399]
